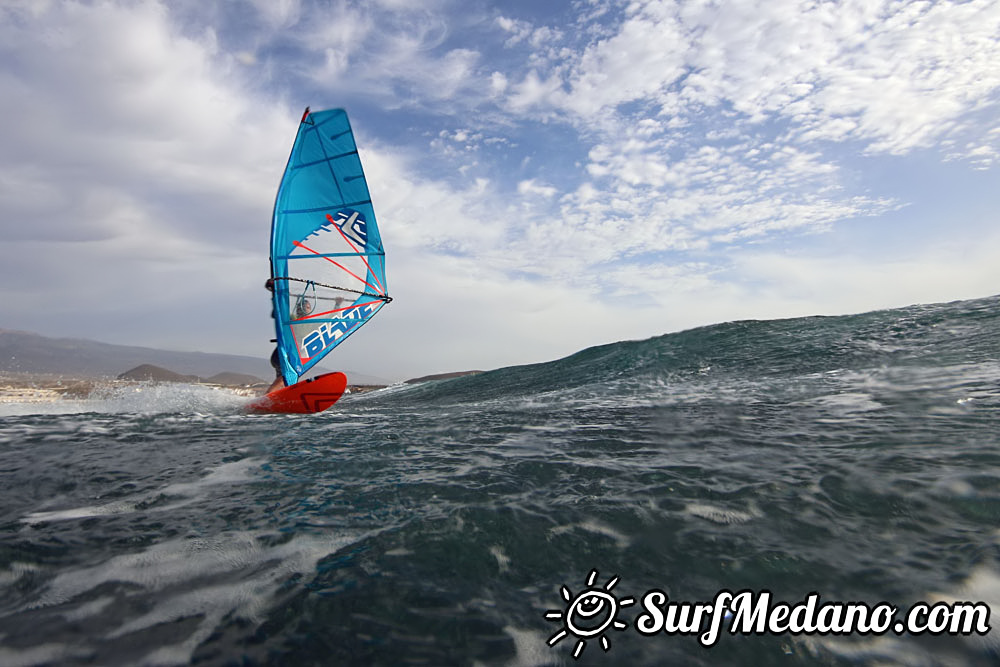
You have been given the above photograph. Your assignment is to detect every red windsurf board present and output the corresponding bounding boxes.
[245,372,348,414]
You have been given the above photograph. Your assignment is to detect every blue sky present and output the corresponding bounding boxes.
[1,0,998,381]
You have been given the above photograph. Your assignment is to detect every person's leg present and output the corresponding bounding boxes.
[266,348,287,393]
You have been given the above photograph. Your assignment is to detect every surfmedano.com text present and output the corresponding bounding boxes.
[635,589,991,647]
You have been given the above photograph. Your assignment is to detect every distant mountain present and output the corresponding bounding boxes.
[118,364,201,383]
[115,365,264,386]
[0,328,391,385]
[205,372,266,386]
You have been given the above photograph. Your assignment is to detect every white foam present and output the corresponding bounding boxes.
[490,545,511,573]
[927,565,1000,652]
[22,458,266,525]
[804,563,1000,663]
[0,643,90,667]
[500,625,552,667]
[549,520,631,549]
[0,382,250,417]
[0,562,41,586]
[23,500,140,524]
[26,528,378,665]
[685,502,761,525]
[797,392,884,418]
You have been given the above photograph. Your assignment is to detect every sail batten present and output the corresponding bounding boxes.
[279,201,372,214]
[291,151,361,170]
[270,108,390,386]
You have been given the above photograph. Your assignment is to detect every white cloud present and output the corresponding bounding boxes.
[0,1,291,348]
[297,4,374,82]
[247,0,302,30]
[489,71,508,96]
[560,2,688,117]
[466,0,999,306]
[293,4,486,109]
[506,69,565,112]
[517,179,558,198]
[495,15,533,46]
[547,0,1000,161]
[361,146,506,257]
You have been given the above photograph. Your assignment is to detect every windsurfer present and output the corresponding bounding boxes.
[294,296,314,319]
[265,278,287,393]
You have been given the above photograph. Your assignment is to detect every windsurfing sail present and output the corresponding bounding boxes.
[270,107,391,386]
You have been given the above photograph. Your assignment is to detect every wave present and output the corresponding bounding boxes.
[359,294,1000,407]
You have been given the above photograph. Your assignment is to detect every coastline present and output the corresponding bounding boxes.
[0,372,387,404]
[0,372,104,403]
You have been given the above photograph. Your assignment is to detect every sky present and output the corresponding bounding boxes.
[1,0,998,382]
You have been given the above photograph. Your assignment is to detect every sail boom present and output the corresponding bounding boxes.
[282,252,383,260]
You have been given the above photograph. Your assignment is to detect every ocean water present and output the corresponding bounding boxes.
[1,295,999,666]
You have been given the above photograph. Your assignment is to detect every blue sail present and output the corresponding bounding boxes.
[270,108,390,386]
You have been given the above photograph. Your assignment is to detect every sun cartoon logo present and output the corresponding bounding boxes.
[545,569,635,659]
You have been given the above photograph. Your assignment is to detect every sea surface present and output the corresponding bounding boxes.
[2,295,1000,666]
